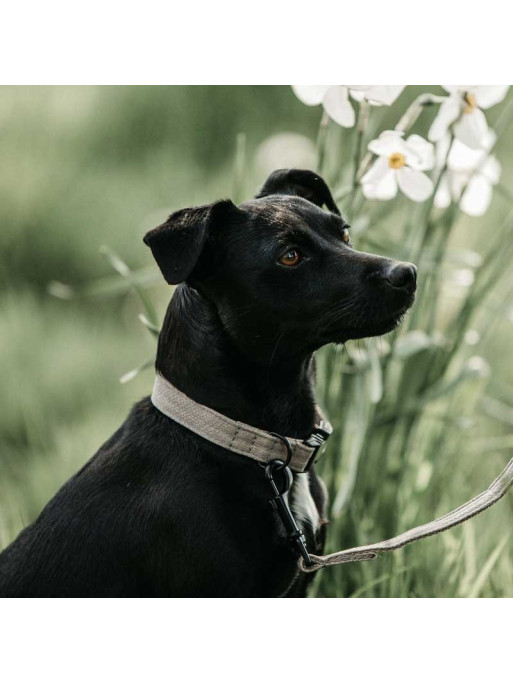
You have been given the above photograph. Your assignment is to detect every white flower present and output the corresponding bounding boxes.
[361,130,435,202]
[349,86,405,106]
[291,85,332,106]
[291,85,404,128]
[429,85,509,150]
[435,132,501,216]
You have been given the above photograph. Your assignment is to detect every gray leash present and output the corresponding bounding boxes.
[150,374,512,574]
[301,456,513,572]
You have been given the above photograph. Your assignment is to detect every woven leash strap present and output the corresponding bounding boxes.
[150,374,512,572]
[301,456,513,572]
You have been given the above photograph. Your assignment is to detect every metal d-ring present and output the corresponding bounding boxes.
[268,433,293,470]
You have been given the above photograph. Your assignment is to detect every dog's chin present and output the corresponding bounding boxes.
[327,303,413,345]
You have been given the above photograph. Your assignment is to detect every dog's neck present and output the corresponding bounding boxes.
[155,284,317,439]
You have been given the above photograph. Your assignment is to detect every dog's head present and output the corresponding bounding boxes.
[144,169,416,359]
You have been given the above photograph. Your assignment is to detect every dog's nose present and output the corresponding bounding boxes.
[384,262,417,293]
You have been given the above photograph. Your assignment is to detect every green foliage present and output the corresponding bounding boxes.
[311,89,513,597]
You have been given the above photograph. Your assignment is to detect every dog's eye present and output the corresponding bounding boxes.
[342,228,351,244]
[279,249,302,267]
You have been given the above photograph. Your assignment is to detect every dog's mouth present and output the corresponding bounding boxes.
[367,303,412,335]
[319,296,414,344]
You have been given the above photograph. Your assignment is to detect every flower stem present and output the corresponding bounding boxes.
[403,135,455,334]
[395,93,446,133]
[316,111,330,174]
[349,101,369,212]
[415,136,454,258]
[352,102,368,188]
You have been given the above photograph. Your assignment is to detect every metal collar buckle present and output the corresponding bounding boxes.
[303,426,331,471]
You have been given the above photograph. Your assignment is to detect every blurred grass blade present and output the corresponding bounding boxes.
[350,566,409,598]
[119,358,154,384]
[232,132,246,204]
[331,375,371,516]
[467,535,510,598]
[469,435,513,455]
[47,281,75,299]
[480,395,513,426]
[100,245,159,327]
[138,313,160,338]
[99,245,131,278]
[394,330,433,358]
[367,339,383,404]
[47,266,161,299]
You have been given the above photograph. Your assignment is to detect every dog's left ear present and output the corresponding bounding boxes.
[256,168,340,215]
[143,199,240,284]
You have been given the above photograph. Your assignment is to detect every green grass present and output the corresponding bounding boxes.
[1,86,512,597]
[0,289,155,545]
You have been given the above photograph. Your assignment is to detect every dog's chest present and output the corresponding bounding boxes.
[288,473,320,536]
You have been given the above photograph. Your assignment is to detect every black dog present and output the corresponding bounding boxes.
[0,169,416,597]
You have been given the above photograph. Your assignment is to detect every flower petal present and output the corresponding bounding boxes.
[481,155,501,185]
[368,130,408,158]
[348,89,366,102]
[450,171,469,200]
[347,86,377,103]
[405,134,435,171]
[453,107,489,149]
[291,85,331,106]
[474,85,509,109]
[448,137,486,171]
[434,173,452,209]
[362,167,398,201]
[428,95,462,142]
[443,85,478,94]
[362,85,405,106]
[460,175,493,216]
[360,156,391,185]
[397,167,434,202]
[322,86,355,127]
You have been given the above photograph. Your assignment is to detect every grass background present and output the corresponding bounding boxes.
[0,85,512,596]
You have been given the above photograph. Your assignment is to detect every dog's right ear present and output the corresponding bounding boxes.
[256,168,340,216]
[143,200,239,285]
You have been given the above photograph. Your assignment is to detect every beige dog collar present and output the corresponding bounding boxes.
[151,373,332,473]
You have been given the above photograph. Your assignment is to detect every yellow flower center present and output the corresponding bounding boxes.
[464,92,477,114]
[388,152,406,169]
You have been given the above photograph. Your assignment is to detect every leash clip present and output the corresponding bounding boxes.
[264,459,312,567]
